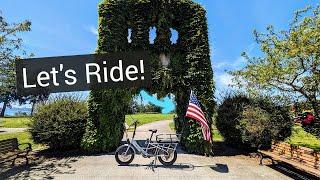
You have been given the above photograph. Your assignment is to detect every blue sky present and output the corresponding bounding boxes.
[0,0,318,109]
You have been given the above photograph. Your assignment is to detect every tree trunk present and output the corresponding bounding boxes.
[0,100,8,117]
[31,101,36,116]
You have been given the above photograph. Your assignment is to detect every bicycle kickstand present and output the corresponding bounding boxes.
[153,155,157,167]
[146,157,156,171]
[148,156,157,171]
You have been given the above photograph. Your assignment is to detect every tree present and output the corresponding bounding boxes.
[26,94,49,116]
[0,11,31,117]
[231,6,320,119]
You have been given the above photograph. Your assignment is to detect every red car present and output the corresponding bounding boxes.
[303,113,315,125]
[294,112,316,126]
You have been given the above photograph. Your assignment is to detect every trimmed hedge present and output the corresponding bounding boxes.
[83,0,215,154]
[29,97,87,150]
[216,94,293,150]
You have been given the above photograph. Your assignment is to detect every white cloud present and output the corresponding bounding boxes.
[11,103,31,109]
[0,102,32,109]
[88,26,98,36]
[213,62,227,69]
[213,57,246,71]
[212,43,255,70]
[233,56,247,67]
[247,43,256,52]
[218,73,235,86]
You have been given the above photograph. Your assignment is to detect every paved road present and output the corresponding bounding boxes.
[0,128,26,134]
[3,120,291,179]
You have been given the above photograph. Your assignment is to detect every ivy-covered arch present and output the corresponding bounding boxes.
[81,0,215,154]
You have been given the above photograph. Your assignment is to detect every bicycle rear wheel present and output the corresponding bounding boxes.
[158,149,177,166]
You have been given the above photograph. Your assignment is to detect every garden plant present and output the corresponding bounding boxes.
[216,94,293,150]
[29,96,87,150]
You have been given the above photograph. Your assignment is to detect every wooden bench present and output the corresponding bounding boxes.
[0,138,32,165]
[258,141,320,177]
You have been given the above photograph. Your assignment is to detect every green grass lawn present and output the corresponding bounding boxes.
[286,126,320,151]
[169,122,224,142]
[125,113,175,126]
[0,117,31,128]
[212,128,224,142]
[0,113,174,151]
[0,114,174,129]
[0,131,45,150]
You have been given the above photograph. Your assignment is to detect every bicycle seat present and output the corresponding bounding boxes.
[149,129,157,133]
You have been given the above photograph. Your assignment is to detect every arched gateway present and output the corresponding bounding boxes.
[81,0,215,154]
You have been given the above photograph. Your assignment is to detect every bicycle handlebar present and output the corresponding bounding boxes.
[128,120,139,128]
[124,120,140,140]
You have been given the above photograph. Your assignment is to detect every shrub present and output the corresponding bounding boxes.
[238,106,271,148]
[29,96,87,150]
[303,120,320,138]
[216,94,293,150]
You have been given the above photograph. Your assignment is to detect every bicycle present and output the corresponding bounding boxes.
[115,120,180,167]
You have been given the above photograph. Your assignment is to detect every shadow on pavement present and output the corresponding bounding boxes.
[125,163,195,171]
[0,150,84,179]
[121,162,230,174]
[267,163,319,180]
[212,141,252,157]
[210,163,229,173]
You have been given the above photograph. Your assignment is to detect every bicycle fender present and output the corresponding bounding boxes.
[116,144,136,154]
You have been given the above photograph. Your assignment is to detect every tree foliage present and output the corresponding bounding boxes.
[0,12,31,117]
[82,0,215,154]
[230,6,320,118]
[30,96,87,150]
[216,94,293,150]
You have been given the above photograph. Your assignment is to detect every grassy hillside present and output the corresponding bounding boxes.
[286,126,320,151]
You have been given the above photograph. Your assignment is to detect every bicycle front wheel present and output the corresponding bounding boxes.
[115,145,135,165]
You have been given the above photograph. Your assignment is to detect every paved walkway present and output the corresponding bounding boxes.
[0,128,26,134]
[124,120,174,140]
[2,120,291,179]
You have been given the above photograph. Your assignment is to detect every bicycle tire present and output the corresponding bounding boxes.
[115,145,135,165]
[158,150,177,166]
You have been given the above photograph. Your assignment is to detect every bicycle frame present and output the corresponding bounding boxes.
[124,121,179,158]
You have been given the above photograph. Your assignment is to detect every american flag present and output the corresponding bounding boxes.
[185,90,211,142]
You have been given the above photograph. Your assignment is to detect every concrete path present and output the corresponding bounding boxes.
[6,153,290,179]
[2,120,291,179]
[0,128,26,134]
[124,120,174,140]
